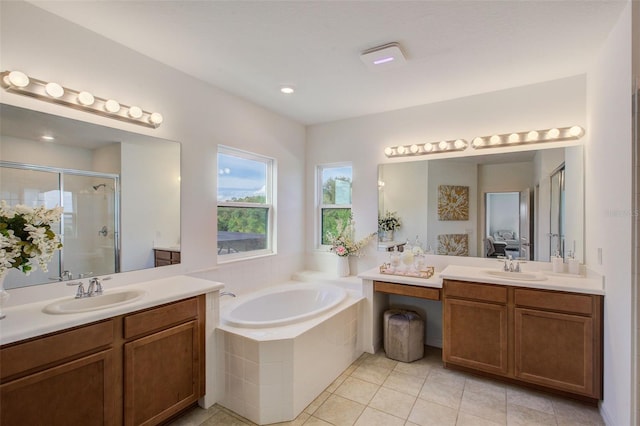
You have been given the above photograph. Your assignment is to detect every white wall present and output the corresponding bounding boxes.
[0,1,306,296]
[307,76,587,273]
[120,141,180,271]
[378,161,429,244]
[585,2,633,424]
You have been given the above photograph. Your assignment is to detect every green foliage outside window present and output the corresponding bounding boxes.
[321,208,352,245]
[218,195,268,234]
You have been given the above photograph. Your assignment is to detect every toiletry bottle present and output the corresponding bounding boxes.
[567,251,580,275]
[552,250,564,273]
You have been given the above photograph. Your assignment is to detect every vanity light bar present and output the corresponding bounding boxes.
[384,139,468,158]
[1,70,163,128]
[471,126,584,150]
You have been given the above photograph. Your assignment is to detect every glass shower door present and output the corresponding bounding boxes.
[62,174,118,279]
[1,162,119,288]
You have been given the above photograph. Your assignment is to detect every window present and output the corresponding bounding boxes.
[318,164,352,245]
[217,146,274,259]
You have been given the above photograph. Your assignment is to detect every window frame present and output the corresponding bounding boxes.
[317,162,353,248]
[217,145,275,262]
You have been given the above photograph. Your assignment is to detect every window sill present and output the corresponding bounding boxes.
[217,250,275,265]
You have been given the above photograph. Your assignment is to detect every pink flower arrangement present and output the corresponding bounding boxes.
[327,215,376,257]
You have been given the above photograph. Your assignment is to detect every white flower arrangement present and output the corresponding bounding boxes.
[378,211,401,232]
[0,201,63,276]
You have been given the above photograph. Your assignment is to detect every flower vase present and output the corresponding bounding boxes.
[337,256,350,277]
[0,273,9,320]
[383,230,394,242]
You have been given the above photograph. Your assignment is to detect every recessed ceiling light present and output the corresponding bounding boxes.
[360,42,407,71]
[41,135,55,141]
[280,86,295,94]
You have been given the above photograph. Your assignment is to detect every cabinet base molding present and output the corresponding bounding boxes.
[443,362,600,406]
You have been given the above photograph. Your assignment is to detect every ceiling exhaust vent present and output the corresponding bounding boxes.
[360,42,407,71]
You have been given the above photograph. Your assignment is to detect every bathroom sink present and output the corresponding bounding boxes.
[485,270,547,281]
[43,289,145,314]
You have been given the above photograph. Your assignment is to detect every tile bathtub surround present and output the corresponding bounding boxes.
[171,347,605,426]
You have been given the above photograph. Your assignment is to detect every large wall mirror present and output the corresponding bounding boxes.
[0,104,181,289]
[378,146,583,262]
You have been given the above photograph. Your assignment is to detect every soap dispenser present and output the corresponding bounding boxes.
[567,251,580,275]
[551,250,564,273]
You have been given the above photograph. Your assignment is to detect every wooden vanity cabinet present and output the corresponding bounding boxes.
[442,279,603,401]
[123,297,205,426]
[0,320,117,426]
[514,288,602,397]
[443,281,508,376]
[154,249,181,267]
[0,295,206,426]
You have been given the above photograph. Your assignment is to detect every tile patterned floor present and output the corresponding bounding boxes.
[169,347,604,426]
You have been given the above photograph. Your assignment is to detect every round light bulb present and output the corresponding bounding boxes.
[454,139,466,149]
[526,130,539,141]
[410,144,419,154]
[105,99,121,113]
[423,143,433,152]
[149,112,164,125]
[5,71,29,88]
[45,82,64,98]
[508,133,520,143]
[547,128,560,139]
[569,126,584,137]
[490,135,502,145]
[438,141,449,150]
[384,147,394,156]
[128,106,143,119]
[77,91,95,106]
[397,146,406,155]
[472,137,484,147]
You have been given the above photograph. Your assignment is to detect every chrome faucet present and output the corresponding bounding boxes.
[67,281,87,298]
[220,291,236,297]
[86,277,104,296]
[67,277,110,298]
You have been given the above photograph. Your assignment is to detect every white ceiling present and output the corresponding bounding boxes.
[28,0,627,125]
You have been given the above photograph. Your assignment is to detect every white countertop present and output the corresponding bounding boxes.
[439,264,604,295]
[360,264,604,296]
[0,275,224,346]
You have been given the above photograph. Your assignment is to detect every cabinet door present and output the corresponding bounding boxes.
[514,308,596,397]
[443,298,509,375]
[1,350,116,426]
[124,321,201,426]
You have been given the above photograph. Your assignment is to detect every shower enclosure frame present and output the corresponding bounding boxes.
[1,160,121,279]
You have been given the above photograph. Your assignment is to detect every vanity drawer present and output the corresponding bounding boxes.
[124,297,199,340]
[0,319,114,380]
[374,281,440,300]
[443,280,507,304]
[514,288,594,315]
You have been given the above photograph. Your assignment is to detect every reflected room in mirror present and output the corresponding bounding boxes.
[0,104,181,289]
[377,146,584,262]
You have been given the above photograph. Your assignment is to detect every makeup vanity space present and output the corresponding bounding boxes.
[360,263,604,403]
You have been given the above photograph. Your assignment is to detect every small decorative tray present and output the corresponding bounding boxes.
[379,264,435,279]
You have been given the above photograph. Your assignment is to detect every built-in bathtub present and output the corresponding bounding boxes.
[215,281,363,425]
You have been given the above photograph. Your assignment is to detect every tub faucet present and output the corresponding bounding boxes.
[220,291,236,297]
